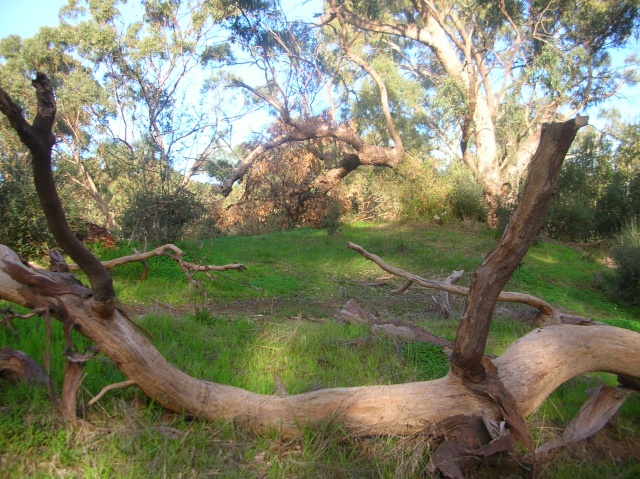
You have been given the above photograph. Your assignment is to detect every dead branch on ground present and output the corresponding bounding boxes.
[66,244,246,283]
[347,242,598,326]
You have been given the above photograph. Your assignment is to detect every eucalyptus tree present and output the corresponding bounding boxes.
[221,0,639,219]
[0,27,115,229]
[5,76,640,478]
[46,0,258,240]
[218,2,411,200]
[323,0,640,211]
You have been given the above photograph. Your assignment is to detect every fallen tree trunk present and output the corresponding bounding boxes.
[2,74,637,478]
[1,244,638,436]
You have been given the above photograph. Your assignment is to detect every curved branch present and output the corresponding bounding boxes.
[0,249,638,437]
[220,114,402,197]
[66,244,246,274]
[347,242,563,321]
[0,76,115,317]
[343,50,405,152]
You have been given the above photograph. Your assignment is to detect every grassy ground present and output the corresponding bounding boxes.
[1,222,639,478]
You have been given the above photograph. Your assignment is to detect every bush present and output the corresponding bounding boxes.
[610,219,640,305]
[397,157,451,224]
[594,171,632,238]
[545,202,595,242]
[120,190,205,244]
[448,176,487,222]
[0,162,91,260]
[320,197,344,235]
[0,176,54,259]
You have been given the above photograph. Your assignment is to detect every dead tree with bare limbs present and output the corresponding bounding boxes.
[1,75,639,478]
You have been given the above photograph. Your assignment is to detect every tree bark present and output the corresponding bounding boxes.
[1,74,635,471]
[1,251,638,436]
[0,75,115,316]
[451,116,588,380]
[347,242,585,324]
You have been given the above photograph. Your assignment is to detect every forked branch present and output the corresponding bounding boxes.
[66,244,247,278]
[347,242,596,325]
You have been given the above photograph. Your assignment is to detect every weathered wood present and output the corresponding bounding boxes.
[349,242,562,321]
[537,385,636,453]
[1,250,638,436]
[339,299,377,324]
[435,270,464,317]
[67,243,246,275]
[451,116,589,379]
[87,380,136,407]
[1,74,635,478]
[339,300,453,347]
[0,347,50,386]
[0,75,115,316]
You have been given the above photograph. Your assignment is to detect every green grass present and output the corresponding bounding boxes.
[1,222,639,478]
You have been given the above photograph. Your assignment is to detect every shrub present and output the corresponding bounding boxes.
[397,156,451,224]
[0,162,92,260]
[320,197,344,235]
[448,176,487,222]
[545,202,595,242]
[120,190,205,244]
[594,171,632,238]
[0,176,54,259]
[610,219,640,305]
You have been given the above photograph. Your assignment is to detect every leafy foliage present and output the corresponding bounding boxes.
[546,122,640,241]
[218,126,345,235]
[0,160,54,259]
[611,219,640,305]
[120,189,205,244]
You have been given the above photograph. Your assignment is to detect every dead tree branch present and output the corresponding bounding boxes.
[66,244,247,278]
[347,242,584,324]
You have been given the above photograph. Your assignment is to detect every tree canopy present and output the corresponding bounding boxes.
[1,0,639,242]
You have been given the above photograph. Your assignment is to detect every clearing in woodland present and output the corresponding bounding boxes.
[1,223,639,479]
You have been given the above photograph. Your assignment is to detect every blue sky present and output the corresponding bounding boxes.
[1,0,638,122]
[0,0,69,39]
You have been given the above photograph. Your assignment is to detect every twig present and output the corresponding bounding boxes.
[1,307,47,341]
[87,380,136,407]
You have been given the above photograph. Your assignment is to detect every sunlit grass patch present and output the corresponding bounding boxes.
[3,222,640,478]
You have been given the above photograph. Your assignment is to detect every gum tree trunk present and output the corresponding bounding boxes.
[0,76,637,446]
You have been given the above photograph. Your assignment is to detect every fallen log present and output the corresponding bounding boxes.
[2,75,635,477]
[1,245,638,436]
